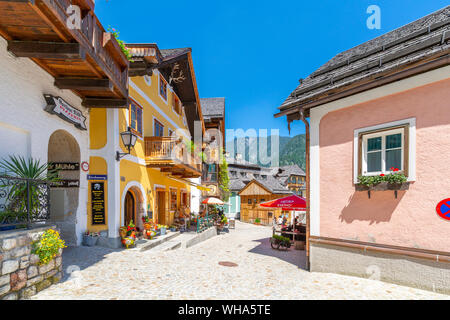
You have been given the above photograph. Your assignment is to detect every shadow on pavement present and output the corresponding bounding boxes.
[248,237,307,270]
[60,246,123,282]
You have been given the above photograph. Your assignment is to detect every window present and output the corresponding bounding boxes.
[206,164,218,182]
[247,199,252,205]
[159,75,167,101]
[154,119,164,137]
[172,95,182,115]
[359,126,408,176]
[170,189,177,211]
[230,171,237,177]
[129,101,143,136]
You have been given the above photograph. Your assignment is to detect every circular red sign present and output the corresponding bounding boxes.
[81,161,89,172]
[436,198,450,221]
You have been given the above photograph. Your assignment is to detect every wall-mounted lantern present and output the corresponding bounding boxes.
[116,127,138,161]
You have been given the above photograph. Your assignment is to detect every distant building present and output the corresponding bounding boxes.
[225,156,306,225]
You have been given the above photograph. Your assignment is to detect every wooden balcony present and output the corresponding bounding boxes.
[144,137,202,178]
[0,0,128,108]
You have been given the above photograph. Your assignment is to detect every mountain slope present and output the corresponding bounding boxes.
[227,134,306,170]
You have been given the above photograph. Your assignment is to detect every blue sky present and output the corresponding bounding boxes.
[96,0,448,137]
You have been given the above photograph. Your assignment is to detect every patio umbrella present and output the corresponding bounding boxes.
[260,195,307,242]
[202,197,224,205]
[260,195,306,210]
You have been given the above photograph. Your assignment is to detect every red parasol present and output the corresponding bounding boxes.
[260,195,306,210]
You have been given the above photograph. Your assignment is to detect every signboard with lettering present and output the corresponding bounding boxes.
[50,180,80,188]
[87,175,108,181]
[48,162,80,171]
[44,94,87,130]
[91,182,106,225]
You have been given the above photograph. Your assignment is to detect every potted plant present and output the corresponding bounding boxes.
[159,224,167,236]
[254,218,262,225]
[119,226,128,238]
[32,229,66,265]
[169,225,177,232]
[83,231,100,247]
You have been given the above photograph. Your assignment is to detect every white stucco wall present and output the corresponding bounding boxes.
[0,37,90,246]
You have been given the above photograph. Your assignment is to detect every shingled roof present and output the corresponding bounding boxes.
[228,163,294,194]
[200,98,225,120]
[277,6,450,117]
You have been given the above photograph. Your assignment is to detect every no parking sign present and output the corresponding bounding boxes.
[436,199,450,221]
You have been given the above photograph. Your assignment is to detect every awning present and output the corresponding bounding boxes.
[167,176,212,192]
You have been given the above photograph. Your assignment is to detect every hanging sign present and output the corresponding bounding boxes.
[87,175,108,181]
[50,180,80,188]
[44,94,87,130]
[91,182,106,225]
[436,199,450,221]
[48,162,80,171]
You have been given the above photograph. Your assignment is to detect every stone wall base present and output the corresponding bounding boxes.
[97,236,122,249]
[310,242,450,295]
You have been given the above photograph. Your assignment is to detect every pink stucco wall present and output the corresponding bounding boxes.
[319,78,450,252]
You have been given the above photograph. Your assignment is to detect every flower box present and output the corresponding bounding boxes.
[355,182,410,192]
[82,235,99,247]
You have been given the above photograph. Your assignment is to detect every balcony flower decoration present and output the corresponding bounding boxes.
[107,27,133,61]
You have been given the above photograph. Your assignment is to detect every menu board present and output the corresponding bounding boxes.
[91,182,105,225]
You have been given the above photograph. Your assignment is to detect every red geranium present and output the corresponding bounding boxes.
[380,174,385,177]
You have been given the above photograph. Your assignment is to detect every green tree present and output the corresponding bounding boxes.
[218,155,230,202]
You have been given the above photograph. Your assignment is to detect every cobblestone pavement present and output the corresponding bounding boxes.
[32,222,449,300]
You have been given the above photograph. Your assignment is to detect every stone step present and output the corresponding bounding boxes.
[149,239,182,252]
[136,231,180,252]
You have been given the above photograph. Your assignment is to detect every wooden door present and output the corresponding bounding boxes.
[125,191,135,227]
[157,191,166,225]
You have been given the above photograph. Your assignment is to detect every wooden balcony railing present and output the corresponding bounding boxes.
[144,137,202,178]
[0,0,128,107]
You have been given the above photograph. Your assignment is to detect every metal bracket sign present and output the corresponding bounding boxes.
[87,175,108,181]
[44,94,87,130]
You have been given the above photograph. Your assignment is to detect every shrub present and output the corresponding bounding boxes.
[32,229,66,265]
[254,218,261,224]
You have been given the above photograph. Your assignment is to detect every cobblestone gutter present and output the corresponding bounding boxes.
[0,225,63,300]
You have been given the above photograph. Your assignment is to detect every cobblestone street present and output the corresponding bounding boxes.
[32,222,449,300]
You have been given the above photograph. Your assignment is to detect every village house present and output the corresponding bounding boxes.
[0,0,129,299]
[0,0,128,246]
[86,43,206,247]
[198,98,226,206]
[275,6,450,293]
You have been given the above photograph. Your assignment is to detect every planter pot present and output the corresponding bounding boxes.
[294,241,306,251]
[160,228,166,236]
[170,228,176,232]
[83,235,99,247]
[119,228,127,238]
[372,181,389,191]
[387,182,410,191]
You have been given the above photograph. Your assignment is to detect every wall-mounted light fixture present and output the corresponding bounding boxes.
[116,127,138,161]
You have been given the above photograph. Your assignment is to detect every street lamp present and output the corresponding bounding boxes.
[116,127,138,161]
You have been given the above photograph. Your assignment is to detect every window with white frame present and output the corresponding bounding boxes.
[360,126,408,176]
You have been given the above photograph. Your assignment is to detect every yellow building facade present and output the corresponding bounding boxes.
[87,45,204,247]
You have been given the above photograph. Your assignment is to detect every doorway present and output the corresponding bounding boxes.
[156,190,166,225]
[48,130,80,247]
[125,191,135,227]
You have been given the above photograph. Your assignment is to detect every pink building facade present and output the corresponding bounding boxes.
[276,7,450,293]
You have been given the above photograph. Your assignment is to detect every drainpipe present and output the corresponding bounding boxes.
[298,109,311,271]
